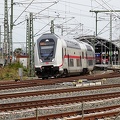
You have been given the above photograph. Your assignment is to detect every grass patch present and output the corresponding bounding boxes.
[0,62,28,81]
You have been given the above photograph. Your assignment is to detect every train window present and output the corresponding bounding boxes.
[88,60,93,66]
[80,58,82,66]
[82,52,84,59]
[40,46,54,57]
[65,48,66,55]
[62,48,63,59]
[76,59,81,66]
[69,59,74,67]
[40,39,55,46]
[40,42,46,45]
[86,52,87,59]
[39,39,55,58]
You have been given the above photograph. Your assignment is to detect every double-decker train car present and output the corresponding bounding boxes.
[34,33,95,79]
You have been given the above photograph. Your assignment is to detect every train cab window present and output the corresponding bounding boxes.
[41,46,53,57]
[39,39,55,58]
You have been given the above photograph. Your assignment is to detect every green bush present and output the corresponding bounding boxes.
[0,62,28,80]
[8,62,23,69]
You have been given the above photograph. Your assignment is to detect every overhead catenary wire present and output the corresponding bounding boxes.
[13,0,35,24]
[101,0,120,18]
[94,0,120,18]
[1,0,120,46]
[34,1,59,18]
[34,21,51,37]
[14,1,57,4]
[90,0,120,40]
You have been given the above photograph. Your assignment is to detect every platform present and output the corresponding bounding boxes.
[95,64,120,71]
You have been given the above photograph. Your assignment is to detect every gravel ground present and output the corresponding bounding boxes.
[0,75,120,120]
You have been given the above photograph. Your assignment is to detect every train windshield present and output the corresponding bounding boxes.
[40,46,54,57]
[39,39,55,58]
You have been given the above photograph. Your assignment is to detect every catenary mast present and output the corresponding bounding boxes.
[26,13,35,77]
[9,0,14,56]
[4,0,9,58]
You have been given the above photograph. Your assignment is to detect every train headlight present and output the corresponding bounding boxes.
[52,58,54,62]
[40,59,42,62]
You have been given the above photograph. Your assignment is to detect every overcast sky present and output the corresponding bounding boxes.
[0,0,120,49]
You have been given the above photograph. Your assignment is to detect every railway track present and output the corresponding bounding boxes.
[0,71,120,120]
[0,71,120,90]
[17,107,120,120]
[0,84,120,99]
[1,92,120,112]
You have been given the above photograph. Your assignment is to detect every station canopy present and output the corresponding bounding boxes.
[76,35,120,54]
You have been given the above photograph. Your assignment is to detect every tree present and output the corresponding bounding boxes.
[14,48,23,57]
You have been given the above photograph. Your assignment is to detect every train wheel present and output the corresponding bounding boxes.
[83,68,88,74]
[62,69,68,77]
[54,71,60,78]
[42,77,48,79]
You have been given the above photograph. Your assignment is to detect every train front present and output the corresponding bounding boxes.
[34,33,60,79]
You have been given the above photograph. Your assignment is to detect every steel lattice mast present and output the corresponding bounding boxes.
[26,13,35,77]
[9,0,14,56]
[26,17,29,55]
[4,0,9,57]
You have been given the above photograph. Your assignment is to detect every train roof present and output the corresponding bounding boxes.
[37,33,94,51]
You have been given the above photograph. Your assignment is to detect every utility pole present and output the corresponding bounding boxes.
[26,17,29,55]
[26,17,29,72]
[61,25,63,36]
[0,25,2,59]
[26,13,35,77]
[109,13,112,66]
[0,25,1,49]
[4,0,9,58]
[9,0,14,57]
[95,12,98,36]
[90,10,120,36]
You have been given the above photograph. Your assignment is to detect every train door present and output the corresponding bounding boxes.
[78,51,82,72]
[62,47,69,75]
[81,50,88,73]
[86,51,88,68]
[81,51,85,67]
[67,49,70,73]
[62,48,68,68]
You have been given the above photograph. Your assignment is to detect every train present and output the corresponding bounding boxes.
[95,53,109,64]
[34,33,95,79]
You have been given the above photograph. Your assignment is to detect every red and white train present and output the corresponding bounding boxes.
[34,33,95,79]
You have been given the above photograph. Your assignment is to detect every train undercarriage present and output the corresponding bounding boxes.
[35,66,89,79]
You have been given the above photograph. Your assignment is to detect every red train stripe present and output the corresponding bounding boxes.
[64,55,81,59]
[59,55,95,67]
